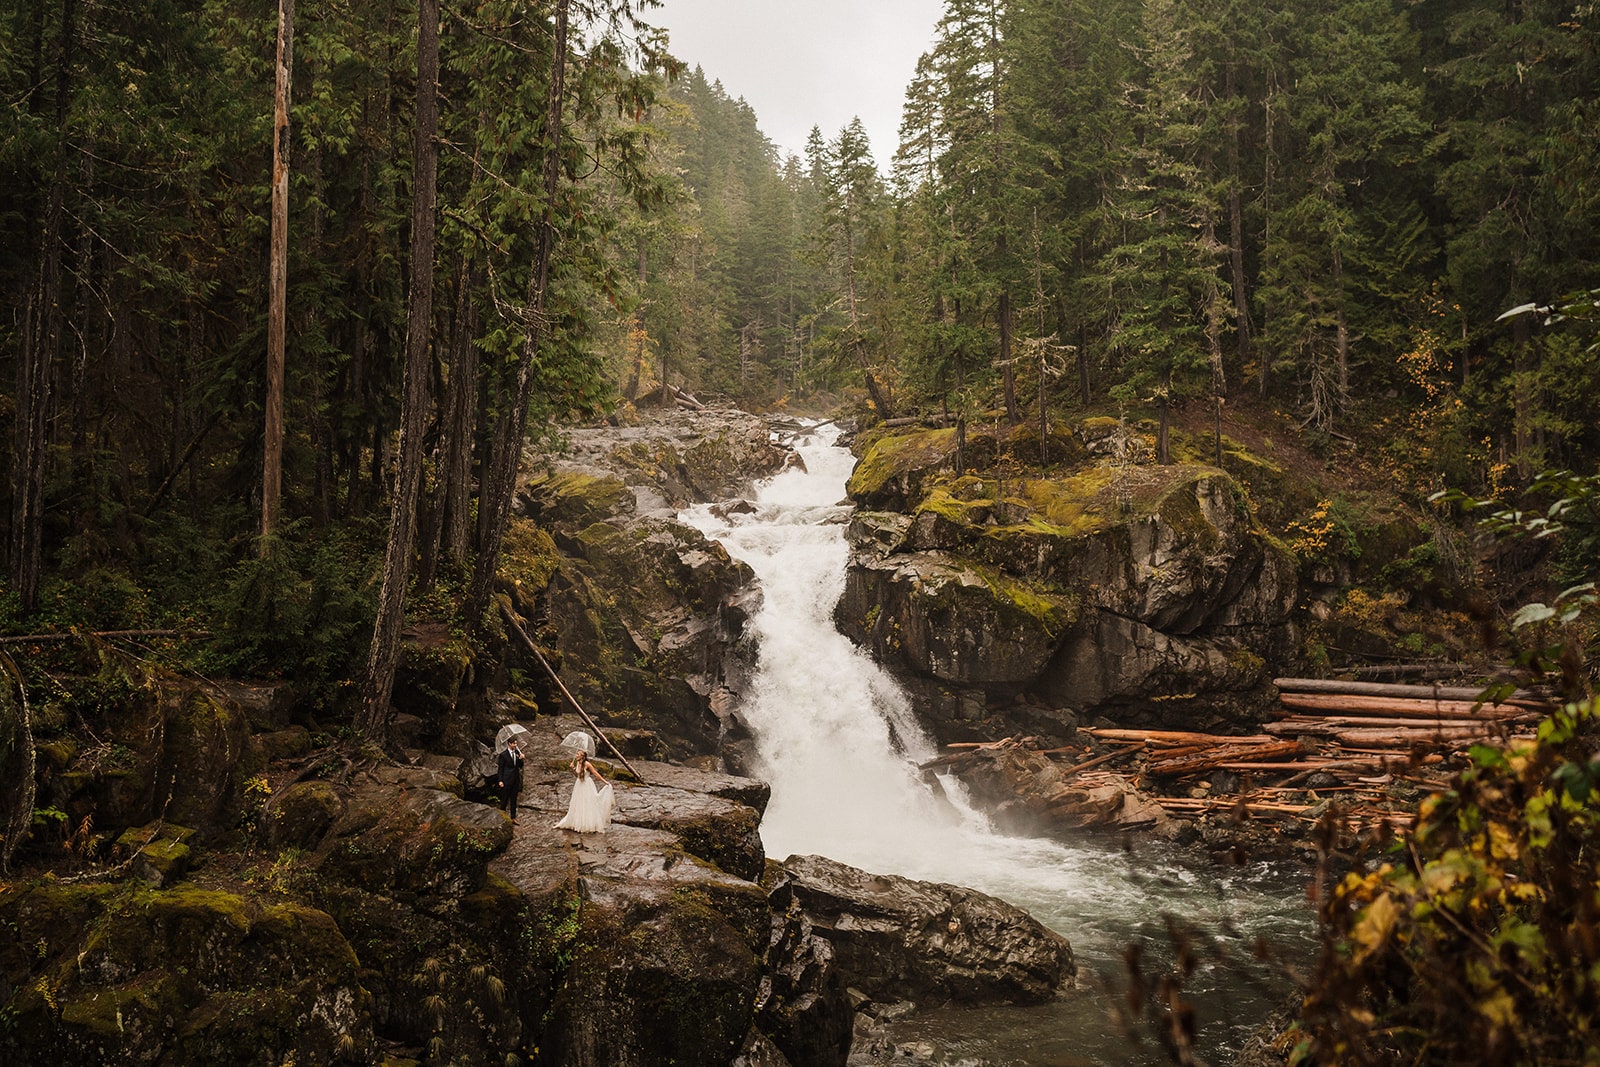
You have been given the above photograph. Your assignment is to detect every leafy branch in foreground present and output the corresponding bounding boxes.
[1292,473,1600,1065]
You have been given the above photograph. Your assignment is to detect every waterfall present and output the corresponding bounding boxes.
[682,420,1311,1063]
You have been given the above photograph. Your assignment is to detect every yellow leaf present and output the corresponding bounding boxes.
[1350,892,1399,966]
[1476,985,1517,1029]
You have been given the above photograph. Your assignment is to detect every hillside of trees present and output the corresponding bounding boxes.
[4,0,1597,655]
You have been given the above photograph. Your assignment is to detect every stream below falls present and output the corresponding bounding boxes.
[680,421,1315,1066]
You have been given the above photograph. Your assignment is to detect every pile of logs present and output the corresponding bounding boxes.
[935,678,1560,834]
[1119,678,1553,827]
[1263,677,1547,748]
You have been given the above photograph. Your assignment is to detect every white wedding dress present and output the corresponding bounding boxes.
[555,771,614,833]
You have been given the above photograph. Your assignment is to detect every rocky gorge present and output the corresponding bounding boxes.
[1,406,1325,1065]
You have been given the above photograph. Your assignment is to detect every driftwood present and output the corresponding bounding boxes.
[1054,743,1144,779]
[1277,692,1543,720]
[1271,713,1535,732]
[1264,719,1520,742]
[665,383,705,411]
[1081,727,1284,746]
[1144,740,1306,778]
[1273,677,1551,708]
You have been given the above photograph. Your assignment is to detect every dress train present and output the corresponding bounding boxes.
[555,773,614,832]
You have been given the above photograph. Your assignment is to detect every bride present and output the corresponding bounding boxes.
[555,744,614,833]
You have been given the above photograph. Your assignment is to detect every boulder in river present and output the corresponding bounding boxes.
[775,853,1077,1009]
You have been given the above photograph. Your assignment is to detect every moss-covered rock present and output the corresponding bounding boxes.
[315,783,510,897]
[262,780,344,851]
[840,442,1299,728]
[0,880,373,1066]
[837,552,1076,690]
[845,428,960,510]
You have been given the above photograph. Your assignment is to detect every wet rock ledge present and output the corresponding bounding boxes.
[1,680,1075,1067]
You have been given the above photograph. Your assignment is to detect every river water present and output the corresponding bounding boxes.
[681,422,1314,1066]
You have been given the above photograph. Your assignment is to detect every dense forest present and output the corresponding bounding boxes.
[4,0,1598,652]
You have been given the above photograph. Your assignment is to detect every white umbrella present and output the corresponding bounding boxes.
[495,722,531,755]
[559,730,595,756]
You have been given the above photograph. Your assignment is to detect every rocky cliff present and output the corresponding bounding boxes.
[835,419,1300,737]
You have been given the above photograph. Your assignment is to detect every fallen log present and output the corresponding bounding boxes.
[1082,728,1281,746]
[1270,714,1533,732]
[1347,663,1463,682]
[1277,692,1545,719]
[666,384,706,411]
[1264,720,1510,741]
[1145,740,1306,778]
[1055,744,1144,780]
[1156,798,1314,815]
[1273,677,1551,708]
[1209,759,1390,772]
[1329,726,1533,748]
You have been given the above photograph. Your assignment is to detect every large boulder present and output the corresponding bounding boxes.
[0,881,373,1066]
[776,854,1076,1009]
[836,552,1076,690]
[838,426,1299,730]
[29,671,264,846]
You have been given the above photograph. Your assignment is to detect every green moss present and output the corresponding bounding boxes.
[499,518,562,594]
[530,470,633,526]
[917,486,992,525]
[1153,477,1223,549]
[981,569,1077,633]
[846,428,957,502]
[59,971,182,1036]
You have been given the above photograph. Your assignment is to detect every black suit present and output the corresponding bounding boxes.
[497,746,524,820]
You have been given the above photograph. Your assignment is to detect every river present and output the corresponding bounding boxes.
[681,421,1314,1066]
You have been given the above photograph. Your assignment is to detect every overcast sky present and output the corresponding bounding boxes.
[650,0,946,166]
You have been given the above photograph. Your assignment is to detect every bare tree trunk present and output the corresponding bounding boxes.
[419,256,478,589]
[1226,63,1252,366]
[261,0,293,552]
[467,0,571,626]
[999,288,1018,424]
[1259,77,1276,400]
[360,0,440,742]
[1512,313,1533,481]
[11,0,76,614]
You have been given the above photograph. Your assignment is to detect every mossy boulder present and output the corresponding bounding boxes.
[519,467,636,528]
[392,623,475,746]
[538,408,789,513]
[0,881,372,1066]
[840,447,1298,727]
[36,673,260,843]
[315,780,510,897]
[846,428,960,510]
[536,850,772,1067]
[526,513,756,758]
[837,552,1076,690]
[261,780,345,850]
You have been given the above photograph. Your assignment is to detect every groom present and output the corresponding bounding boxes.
[497,738,525,823]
